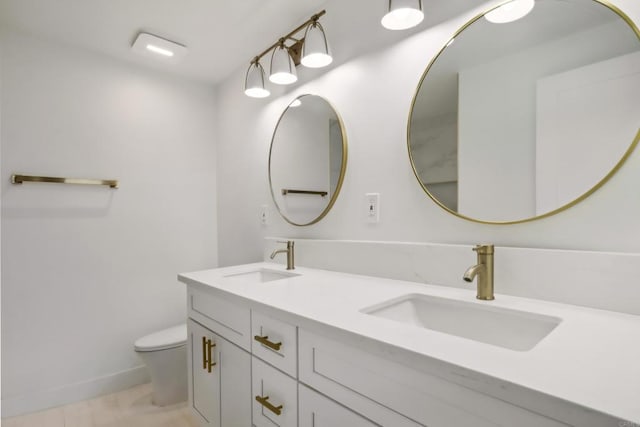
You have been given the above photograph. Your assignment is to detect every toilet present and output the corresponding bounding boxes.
[134,324,188,406]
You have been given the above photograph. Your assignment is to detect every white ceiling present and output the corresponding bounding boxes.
[0,0,328,84]
[0,0,476,86]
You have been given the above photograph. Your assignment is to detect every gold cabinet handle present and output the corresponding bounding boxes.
[207,339,216,373]
[255,395,283,416]
[202,336,207,370]
[254,335,282,351]
[202,336,216,373]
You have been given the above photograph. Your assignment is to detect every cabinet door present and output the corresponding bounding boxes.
[188,319,220,427]
[299,384,378,427]
[218,335,251,427]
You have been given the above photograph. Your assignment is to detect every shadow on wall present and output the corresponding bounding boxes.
[1,183,116,218]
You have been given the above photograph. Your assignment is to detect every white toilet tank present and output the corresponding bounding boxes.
[134,324,187,406]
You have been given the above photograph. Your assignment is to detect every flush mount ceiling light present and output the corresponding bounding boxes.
[485,0,535,24]
[131,32,187,61]
[381,0,424,31]
[244,10,332,98]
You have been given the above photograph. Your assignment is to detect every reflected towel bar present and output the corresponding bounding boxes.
[281,189,327,197]
[11,174,119,189]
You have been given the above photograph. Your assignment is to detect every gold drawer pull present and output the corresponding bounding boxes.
[254,335,282,351]
[202,337,217,373]
[255,395,283,416]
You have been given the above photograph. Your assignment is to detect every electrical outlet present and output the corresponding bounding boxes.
[366,193,380,223]
[260,205,268,225]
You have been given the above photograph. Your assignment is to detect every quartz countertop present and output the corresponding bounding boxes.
[179,262,640,424]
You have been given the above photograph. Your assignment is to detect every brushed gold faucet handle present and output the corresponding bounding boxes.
[473,244,494,255]
[276,240,294,250]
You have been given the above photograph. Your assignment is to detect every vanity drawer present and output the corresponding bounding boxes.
[299,329,567,427]
[300,384,399,427]
[188,288,251,350]
[251,310,297,377]
[252,357,297,427]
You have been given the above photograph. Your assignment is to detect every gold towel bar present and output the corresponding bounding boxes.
[11,174,118,189]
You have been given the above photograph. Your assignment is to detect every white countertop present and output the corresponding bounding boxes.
[178,262,640,424]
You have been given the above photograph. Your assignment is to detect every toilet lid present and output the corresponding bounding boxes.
[134,324,187,352]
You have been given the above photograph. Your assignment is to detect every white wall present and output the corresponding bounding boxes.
[216,0,640,267]
[0,31,218,415]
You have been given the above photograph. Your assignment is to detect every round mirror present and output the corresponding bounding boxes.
[409,0,640,224]
[269,94,348,226]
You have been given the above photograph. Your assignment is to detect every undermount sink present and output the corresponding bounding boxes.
[224,268,300,283]
[362,294,561,351]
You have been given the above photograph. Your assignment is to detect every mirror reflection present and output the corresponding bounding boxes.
[269,94,347,226]
[409,0,640,223]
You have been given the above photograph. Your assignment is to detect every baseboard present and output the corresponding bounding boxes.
[1,365,150,418]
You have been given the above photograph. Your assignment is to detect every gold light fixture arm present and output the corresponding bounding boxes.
[252,10,326,62]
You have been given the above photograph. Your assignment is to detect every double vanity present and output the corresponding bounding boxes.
[183,4,640,425]
[179,257,640,427]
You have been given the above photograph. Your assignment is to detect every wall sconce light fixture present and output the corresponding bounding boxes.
[244,10,331,98]
[381,0,424,30]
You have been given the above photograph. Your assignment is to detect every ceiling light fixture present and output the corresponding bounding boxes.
[244,10,332,98]
[131,32,187,61]
[485,0,535,24]
[381,0,424,31]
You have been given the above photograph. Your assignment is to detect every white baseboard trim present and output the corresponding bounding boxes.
[1,365,150,418]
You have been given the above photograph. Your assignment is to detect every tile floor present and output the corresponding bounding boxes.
[1,383,199,427]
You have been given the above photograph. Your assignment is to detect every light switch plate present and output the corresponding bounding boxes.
[366,193,380,223]
[260,205,268,225]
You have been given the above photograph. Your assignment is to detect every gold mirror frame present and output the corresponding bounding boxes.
[268,94,348,226]
[407,0,640,225]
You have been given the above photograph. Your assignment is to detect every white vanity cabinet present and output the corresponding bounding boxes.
[181,267,630,427]
[187,320,251,427]
[187,289,252,427]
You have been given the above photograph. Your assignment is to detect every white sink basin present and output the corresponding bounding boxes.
[362,294,561,351]
[224,268,300,283]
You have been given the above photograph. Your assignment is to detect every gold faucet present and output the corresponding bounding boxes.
[270,240,295,270]
[463,244,494,300]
